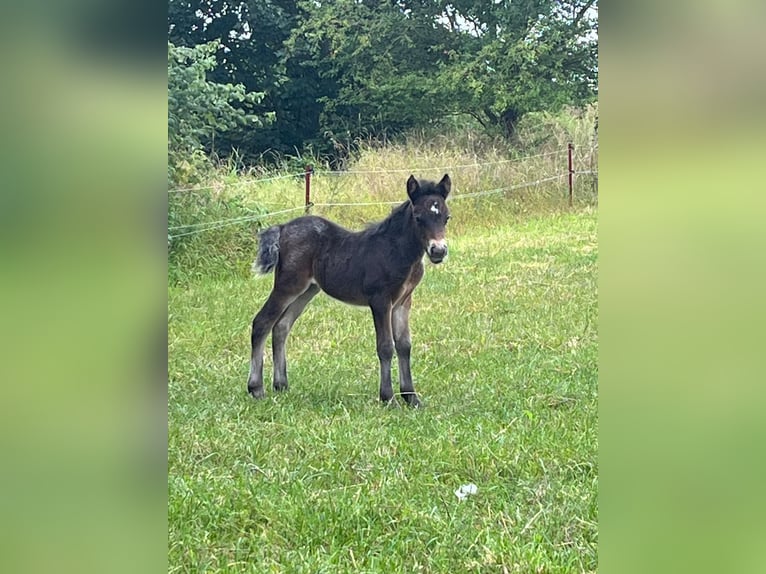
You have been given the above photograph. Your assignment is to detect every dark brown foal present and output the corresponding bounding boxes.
[247,174,451,406]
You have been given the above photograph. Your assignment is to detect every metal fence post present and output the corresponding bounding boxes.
[305,165,312,213]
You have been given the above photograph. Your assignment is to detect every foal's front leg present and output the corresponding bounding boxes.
[370,298,395,403]
[393,298,421,408]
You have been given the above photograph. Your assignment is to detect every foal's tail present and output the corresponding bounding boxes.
[252,225,280,275]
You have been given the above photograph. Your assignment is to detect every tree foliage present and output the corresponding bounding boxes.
[441,0,598,138]
[167,0,597,167]
[167,40,269,182]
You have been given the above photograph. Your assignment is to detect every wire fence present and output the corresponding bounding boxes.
[166,149,575,193]
[168,145,597,240]
[168,173,576,239]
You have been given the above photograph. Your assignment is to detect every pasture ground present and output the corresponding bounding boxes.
[168,206,597,573]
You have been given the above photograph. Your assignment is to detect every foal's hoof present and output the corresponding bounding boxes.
[402,393,423,408]
[248,385,265,399]
[273,381,289,393]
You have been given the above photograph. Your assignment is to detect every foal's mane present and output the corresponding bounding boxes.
[360,180,444,238]
[363,200,412,237]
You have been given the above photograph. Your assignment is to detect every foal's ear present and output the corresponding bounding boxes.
[406,175,420,201]
[437,174,451,198]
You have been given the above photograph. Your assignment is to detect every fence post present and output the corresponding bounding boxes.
[304,165,312,213]
[567,143,574,207]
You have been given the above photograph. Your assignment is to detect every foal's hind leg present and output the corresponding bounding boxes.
[247,284,308,399]
[393,296,422,408]
[272,284,319,392]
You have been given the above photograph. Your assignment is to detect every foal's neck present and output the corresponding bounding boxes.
[387,202,424,264]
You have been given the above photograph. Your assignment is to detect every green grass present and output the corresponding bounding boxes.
[169,207,597,573]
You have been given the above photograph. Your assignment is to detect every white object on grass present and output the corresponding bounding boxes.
[454,483,478,501]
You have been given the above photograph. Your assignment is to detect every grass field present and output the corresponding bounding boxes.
[168,202,597,573]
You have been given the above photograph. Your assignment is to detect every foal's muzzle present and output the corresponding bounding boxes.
[427,240,448,264]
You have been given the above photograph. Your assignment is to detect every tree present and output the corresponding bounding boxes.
[436,0,598,138]
[167,40,270,182]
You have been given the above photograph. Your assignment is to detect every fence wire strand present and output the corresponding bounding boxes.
[322,150,565,176]
[449,174,568,200]
[168,172,304,193]
[312,201,402,208]
[168,206,305,239]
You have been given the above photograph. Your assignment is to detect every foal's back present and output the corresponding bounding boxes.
[276,211,418,306]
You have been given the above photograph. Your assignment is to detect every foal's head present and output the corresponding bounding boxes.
[406,174,451,264]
